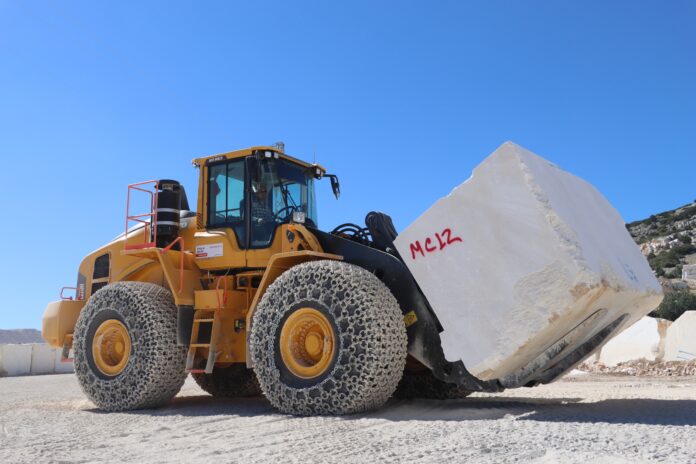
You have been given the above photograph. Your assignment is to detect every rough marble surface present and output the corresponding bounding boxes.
[394,142,662,379]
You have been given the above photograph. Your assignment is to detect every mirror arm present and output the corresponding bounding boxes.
[326,174,341,200]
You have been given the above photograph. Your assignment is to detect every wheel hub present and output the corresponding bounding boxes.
[279,307,335,379]
[92,319,131,377]
[304,332,323,358]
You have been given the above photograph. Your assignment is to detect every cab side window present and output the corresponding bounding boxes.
[208,159,246,247]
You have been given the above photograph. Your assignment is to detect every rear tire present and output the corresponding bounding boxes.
[73,282,187,411]
[250,260,407,415]
[192,364,261,397]
[394,368,472,400]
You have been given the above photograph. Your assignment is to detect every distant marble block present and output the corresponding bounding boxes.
[664,311,696,361]
[54,349,75,374]
[0,344,33,376]
[596,316,671,366]
[30,343,56,375]
[682,264,696,282]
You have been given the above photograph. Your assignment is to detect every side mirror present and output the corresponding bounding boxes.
[327,174,340,199]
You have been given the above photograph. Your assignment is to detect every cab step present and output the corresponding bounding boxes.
[185,311,220,374]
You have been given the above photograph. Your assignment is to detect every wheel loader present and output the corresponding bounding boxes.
[42,142,663,415]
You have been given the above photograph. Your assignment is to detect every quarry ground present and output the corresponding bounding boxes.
[1,373,695,464]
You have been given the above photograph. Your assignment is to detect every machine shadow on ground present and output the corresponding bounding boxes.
[85,395,276,419]
[87,394,696,427]
[369,397,696,426]
[518,398,696,426]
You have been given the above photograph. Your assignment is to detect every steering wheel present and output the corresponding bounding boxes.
[274,205,298,222]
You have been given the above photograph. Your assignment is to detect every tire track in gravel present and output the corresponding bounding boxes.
[2,373,696,463]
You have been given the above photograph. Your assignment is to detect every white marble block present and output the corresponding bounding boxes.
[0,344,33,376]
[394,142,663,381]
[54,349,75,374]
[664,311,696,361]
[30,343,56,375]
[596,316,669,366]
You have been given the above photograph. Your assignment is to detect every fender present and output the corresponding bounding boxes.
[42,300,85,349]
[42,248,201,353]
[121,246,203,306]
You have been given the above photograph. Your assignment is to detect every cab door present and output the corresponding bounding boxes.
[194,158,248,270]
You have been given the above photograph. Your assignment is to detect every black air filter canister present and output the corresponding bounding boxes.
[154,179,182,248]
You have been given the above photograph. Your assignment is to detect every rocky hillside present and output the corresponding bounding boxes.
[627,200,696,278]
[0,329,44,344]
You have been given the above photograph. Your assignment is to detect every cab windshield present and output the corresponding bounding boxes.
[249,157,317,247]
[251,158,317,222]
[207,155,318,248]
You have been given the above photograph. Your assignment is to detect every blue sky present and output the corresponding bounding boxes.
[1,1,694,329]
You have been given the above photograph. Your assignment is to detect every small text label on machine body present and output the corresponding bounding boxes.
[195,243,224,258]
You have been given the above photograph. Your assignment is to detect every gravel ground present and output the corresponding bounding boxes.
[580,360,696,377]
[1,372,695,463]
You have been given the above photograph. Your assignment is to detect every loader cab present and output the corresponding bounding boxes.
[201,148,320,250]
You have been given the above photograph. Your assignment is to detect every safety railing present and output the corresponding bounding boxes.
[215,275,230,310]
[60,286,79,301]
[125,180,159,250]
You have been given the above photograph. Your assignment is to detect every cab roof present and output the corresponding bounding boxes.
[192,146,325,175]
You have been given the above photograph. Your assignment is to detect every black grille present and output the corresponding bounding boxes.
[93,254,110,279]
[91,281,108,295]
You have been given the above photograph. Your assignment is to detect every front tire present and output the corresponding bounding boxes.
[73,282,187,411]
[250,260,407,415]
[394,368,472,400]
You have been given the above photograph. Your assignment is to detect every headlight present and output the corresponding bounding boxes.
[292,211,306,224]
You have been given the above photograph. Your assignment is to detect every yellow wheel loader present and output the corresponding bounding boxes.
[42,142,662,415]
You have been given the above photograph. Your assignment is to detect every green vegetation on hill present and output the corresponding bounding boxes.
[627,201,696,244]
[627,200,696,278]
[647,240,696,278]
[650,290,696,321]
[626,200,696,320]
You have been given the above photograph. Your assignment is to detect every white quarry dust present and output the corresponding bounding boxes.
[1,374,695,463]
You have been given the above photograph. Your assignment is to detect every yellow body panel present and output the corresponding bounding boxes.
[194,289,227,310]
[193,229,246,271]
[42,300,84,348]
[121,246,203,306]
[191,146,325,175]
[192,288,249,364]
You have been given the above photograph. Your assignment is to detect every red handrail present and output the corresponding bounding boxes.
[215,275,229,310]
[125,180,158,250]
[60,287,78,301]
[162,236,185,294]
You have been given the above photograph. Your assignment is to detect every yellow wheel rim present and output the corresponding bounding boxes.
[279,308,335,379]
[92,319,131,377]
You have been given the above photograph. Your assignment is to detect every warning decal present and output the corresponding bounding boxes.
[403,310,418,328]
[195,243,223,259]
